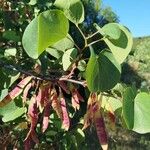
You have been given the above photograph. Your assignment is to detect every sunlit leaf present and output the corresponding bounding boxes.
[133,92,150,133]
[95,23,133,64]
[64,0,85,24]
[62,48,77,71]
[55,0,84,24]
[2,108,26,122]
[22,10,69,59]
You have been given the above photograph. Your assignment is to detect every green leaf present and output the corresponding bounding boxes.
[86,48,121,92]
[46,48,63,59]
[102,23,121,40]
[54,0,70,9]
[0,89,8,101]
[133,93,150,133]
[122,87,136,129]
[62,48,78,71]
[2,108,26,122]
[64,1,84,24]
[29,0,37,5]
[102,96,122,112]
[55,0,84,24]
[22,10,69,59]
[46,35,74,59]
[0,68,20,90]
[95,23,133,64]
[77,60,86,71]
[5,48,17,57]
[3,30,20,42]
[0,98,26,122]
[74,128,85,145]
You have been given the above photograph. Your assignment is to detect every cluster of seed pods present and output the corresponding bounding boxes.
[0,76,116,150]
[0,76,84,149]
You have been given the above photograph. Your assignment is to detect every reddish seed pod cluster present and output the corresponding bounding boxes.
[0,76,84,149]
[83,93,108,150]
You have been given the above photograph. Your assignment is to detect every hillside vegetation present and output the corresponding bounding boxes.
[122,36,150,90]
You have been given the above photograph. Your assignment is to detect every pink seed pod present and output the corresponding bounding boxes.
[58,81,70,94]
[0,76,32,107]
[51,88,63,119]
[94,112,108,150]
[60,89,70,131]
[42,102,51,133]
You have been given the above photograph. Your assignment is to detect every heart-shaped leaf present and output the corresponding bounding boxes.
[101,23,121,40]
[55,0,84,24]
[22,10,69,59]
[133,92,150,133]
[95,23,133,64]
[86,48,121,92]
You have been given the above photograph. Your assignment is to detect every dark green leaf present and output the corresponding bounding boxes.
[3,30,20,42]
[123,87,136,129]
[86,48,121,92]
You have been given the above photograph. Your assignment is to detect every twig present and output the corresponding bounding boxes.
[85,31,100,40]
[76,24,87,47]
[59,78,87,87]
[0,61,86,87]
[87,38,104,47]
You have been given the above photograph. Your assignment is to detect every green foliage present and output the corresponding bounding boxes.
[125,36,150,89]
[123,87,136,129]
[133,93,150,133]
[22,10,69,59]
[0,0,149,149]
[86,48,121,92]
[55,0,84,24]
[0,98,26,122]
[95,23,133,64]
[62,48,78,71]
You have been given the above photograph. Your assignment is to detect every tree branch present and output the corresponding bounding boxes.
[0,60,86,87]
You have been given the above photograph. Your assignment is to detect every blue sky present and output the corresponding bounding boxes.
[102,0,150,37]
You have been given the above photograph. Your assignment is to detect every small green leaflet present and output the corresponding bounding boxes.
[86,47,121,92]
[95,23,133,64]
[22,10,69,59]
[46,34,74,59]
[62,48,78,71]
